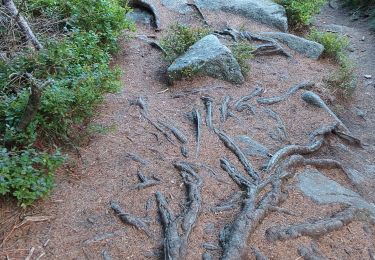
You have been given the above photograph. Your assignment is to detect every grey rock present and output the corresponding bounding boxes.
[297,169,375,216]
[260,32,324,59]
[195,0,288,32]
[354,107,367,119]
[127,8,154,26]
[161,0,191,13]
[235,135,271,158]
[161,0,288,31]
[167,35,244,84]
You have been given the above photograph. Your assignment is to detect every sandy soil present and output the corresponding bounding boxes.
[1,1,374,259]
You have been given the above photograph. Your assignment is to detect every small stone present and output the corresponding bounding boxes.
[361,36,365,41]
[364,75,372,79]
[355,107,366,119]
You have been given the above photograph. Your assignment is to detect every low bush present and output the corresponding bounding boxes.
[326,54,356,97]
[276,0,327,28]
[308,29,350,60]
[230,42,255,76]
[160,24,210,62]
[308,30,355,96]
[0,0,133,206]
[0,148,64,207]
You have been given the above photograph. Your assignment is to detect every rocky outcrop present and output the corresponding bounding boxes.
[195,0,288,32]
[298,169,375,216]
[167,35,244,84]
[161,0,288,32]
[260,32,324,59]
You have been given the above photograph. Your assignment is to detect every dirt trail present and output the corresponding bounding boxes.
[1,1,375,260]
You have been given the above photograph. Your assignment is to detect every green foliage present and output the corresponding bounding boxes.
[307,29,355,96]
[160,24,210,62]
[276,0,327,27]
[230,42,254,76]
[0,148,64,207]
[326,54,356,97]
[308,29,350,60]
[1,0,133,205]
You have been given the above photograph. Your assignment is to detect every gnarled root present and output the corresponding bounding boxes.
[266,207,362,241]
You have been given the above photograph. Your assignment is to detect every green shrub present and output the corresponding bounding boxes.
[307,30,355,96]
[160,24,210,62]
[0,0,133,206]
[326,54,356,97]
[308,29,350,60]
[276,0,327,27]
[0,148,64,207]
[230,42,254,76]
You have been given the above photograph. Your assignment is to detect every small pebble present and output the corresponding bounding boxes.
[361,36,365,41]
[364,75,372,79]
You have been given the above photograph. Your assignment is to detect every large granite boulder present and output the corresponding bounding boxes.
[260,32,324,59]
[161,0,288,32]
[167,35,245,84]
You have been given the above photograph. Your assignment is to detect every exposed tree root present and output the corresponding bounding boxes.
[214,28,291,57]
[302,91,350,133]
[200,164,229,184]
[125,153,150,165]
[110,201,151,237]
[128,0,161,29]
[202,96,214,130]
[219,157,283,260]
[257,81,315,105]
[234,86,263,112]
[265,123,337,173]
[101,250,112,260]
[187,2,208,25]
[264,108,288,142]
[181,146,189,157]
[235,135,272,158]
[252,43,291,57]
[252,247,269,260]
[188,108,202,157]
[131,96,176,144]
[155,192,181,259]
[241,31,291,58]
[211,191,243,213]
[269,206,298,216]
[215,129,259,181]
[130,96,149,114]
[137,35,167,54]
[131,171,159,190]
[298,242,328,260]
[266,207,361,241]
[214,29,240,42]
[220,95,232,123]
[171,86,226,98]
[156,162,202,259]
[202,252,214,260]
[158,121,188,144]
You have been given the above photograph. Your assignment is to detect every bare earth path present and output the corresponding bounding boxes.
[1,1,375,259]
